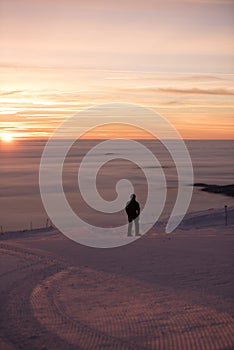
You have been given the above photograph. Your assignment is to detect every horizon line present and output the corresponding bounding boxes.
[5,138,234,142]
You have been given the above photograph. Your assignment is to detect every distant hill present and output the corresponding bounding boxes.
[194,183,234,197]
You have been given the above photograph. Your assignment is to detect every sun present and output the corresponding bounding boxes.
[2,133,14,143]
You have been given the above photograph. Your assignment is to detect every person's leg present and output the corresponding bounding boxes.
[134,217,140,236]
[127,219,133,236]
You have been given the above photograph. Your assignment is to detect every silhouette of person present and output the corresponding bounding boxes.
[125,194,140,237]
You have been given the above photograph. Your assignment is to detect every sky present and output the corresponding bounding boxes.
[0,0,234,139]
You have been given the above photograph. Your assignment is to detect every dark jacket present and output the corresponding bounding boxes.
[125,199,140,221]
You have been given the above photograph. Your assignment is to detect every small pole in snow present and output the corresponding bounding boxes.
[224,205,228,226]
[30,221,33,231]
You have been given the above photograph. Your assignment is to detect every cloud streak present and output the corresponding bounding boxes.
[157,87,234,96]
[0,90,22,96]
[114,87,234,96]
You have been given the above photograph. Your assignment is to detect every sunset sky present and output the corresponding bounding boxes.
[1,0,234,139]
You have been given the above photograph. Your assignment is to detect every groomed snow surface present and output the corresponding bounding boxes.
[0,207,233,350]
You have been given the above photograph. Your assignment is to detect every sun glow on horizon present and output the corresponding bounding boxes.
[1,133,14,143]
